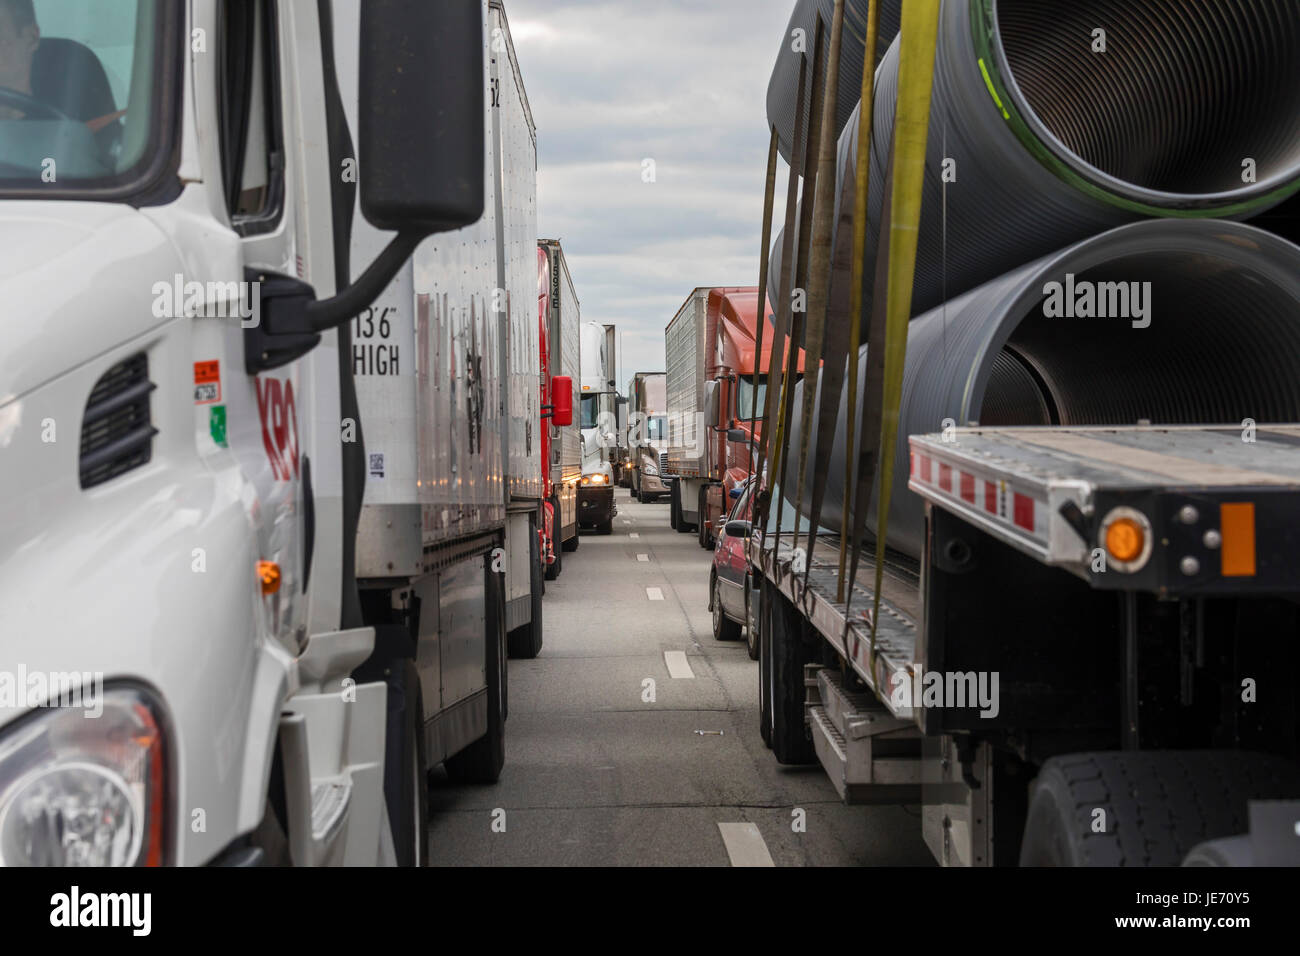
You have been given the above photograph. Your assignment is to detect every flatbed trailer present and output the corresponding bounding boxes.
[754,424,1300,866]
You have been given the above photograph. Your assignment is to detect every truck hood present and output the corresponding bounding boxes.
[0,202,184,406]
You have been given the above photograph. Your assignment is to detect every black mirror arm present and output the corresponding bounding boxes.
[307,229,427,333]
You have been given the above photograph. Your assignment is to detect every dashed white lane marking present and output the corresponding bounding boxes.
[717,823,775,867]
[646,587,664,600]
[629,532,640,539]
[664,650,694,679]
[637,554,650,562]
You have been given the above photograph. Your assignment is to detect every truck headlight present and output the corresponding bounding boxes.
[0,688,167,866]
[643,462,658,476]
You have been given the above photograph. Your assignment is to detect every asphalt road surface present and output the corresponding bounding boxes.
[427,493,934,866]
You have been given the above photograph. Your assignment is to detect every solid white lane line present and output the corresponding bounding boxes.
[717,823,775,867]
[646,587,664,600]
[637,554,650,562]
[664,650,694,679]
[629,532,640,539]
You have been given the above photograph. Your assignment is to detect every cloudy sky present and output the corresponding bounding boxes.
[505,0,795,385]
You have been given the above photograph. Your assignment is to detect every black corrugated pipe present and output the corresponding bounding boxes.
[784,219,1300,558]
[766,0,903,166]
[792,0,1300,333]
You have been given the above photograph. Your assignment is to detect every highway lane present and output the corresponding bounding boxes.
[426,492,934,866]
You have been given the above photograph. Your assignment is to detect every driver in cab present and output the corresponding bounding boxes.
[0,0,38,120]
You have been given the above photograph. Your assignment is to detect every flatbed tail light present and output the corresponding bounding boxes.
[1100,506,1153,573]
[1219,502,1256,577]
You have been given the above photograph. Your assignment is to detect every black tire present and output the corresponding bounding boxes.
[745,578,760,660]
[758,579,772,748]
[638,488,649,504]
[711,575,742,642]
[384,659,428,866]
[444,563,506,784]
[507,513,544,659]
[562,528,578,552]
[698,486,715,549]
[598,518,613,534]
[543,498,560,581]
[669,480,679,529]
[675,481,695,534]
[1019,751,1300,866]
[768,587,815,764]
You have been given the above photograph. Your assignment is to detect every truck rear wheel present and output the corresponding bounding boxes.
[543,497,560,581]
[1019,751,1300,866]
[507,513,544,659]
[758,579,772,747]
[675,481,695,534]
[698,486,714,549]
[669,480,679,529]
[385,658,428,867]
[445,565,507,784]
[767,587,815,764]
[562,529,579,552]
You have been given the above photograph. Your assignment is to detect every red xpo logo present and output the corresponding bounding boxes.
[257,377,300,481]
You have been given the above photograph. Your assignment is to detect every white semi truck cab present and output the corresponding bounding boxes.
[0,0,514,867]
[577,320,616,534]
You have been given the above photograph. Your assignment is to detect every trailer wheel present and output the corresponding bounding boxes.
[1018,751,1300,866]
[543,497,560,581]
[562,529,579,552]
[385,659,428,866]
[445,565,507,784]
[698,486,714,549]
[674,481,695,534]
[757,578,772,747]
[507,513,544,659]
[768,588,815,764]
[744,578,760,661]
[669,480,679,529]
[711,574,741,642]
[597,517,613,534]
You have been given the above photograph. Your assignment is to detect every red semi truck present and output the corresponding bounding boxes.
[664,287,803,549]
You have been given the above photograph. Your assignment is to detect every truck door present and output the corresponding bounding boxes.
[193,0,340,652]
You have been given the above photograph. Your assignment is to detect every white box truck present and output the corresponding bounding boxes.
[578,320,618,533]
[0,0,535,867]
[627,372,668,502]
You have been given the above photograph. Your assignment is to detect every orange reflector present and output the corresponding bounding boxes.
[1219,503,1256,577]
[257,560,281,594]
[1105,517,1145,563]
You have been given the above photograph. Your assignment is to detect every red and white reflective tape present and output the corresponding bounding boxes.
[908,448,1047,544]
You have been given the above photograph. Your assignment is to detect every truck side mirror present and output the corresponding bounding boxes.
[358,0,484,234]
[245,0,487,372]
[549,376,573,426]
[704,380,719,430]
[727,428,746,442]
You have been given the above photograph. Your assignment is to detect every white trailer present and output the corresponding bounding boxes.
[664,288,713,532]
[540,239,582,553]
[0,0,513,867]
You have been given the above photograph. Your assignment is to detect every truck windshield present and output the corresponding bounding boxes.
[581,394,599,428]
[646,415,667,441]
[0,0,164,193]
[736,376,766,419]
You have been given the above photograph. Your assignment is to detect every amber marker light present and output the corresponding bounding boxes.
[258,560,282,594]
[1099,506,1153,573]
